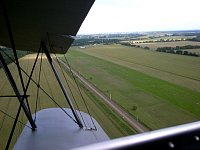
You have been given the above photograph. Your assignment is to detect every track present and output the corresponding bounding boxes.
[57,58,149,133]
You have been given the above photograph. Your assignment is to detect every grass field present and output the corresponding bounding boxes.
[0,54,136,149]
[62,45,200,131]
[1,44,200,149]
[76,44,200,92]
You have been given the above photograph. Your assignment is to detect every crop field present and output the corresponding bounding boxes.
[0,54,135,149]
[63,45,200,131]
[133,41,200,50]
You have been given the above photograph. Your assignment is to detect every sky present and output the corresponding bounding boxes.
[78,0,200,34]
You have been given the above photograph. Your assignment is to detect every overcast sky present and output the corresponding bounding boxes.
[78,0,200,34]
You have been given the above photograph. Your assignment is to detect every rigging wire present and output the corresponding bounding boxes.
[0,48,34,149]
[34,56,42,111]
[0,60,12,132]
[23,51,32,116]
[40,49,78,124]
[23,46,42,117]
[6,103,22,149]
[63,54,97,130]
[34,52,43,122]
[41,59,56,104]
[45,35,82,127]
[0,0,32,123]
[0,48,32,116]
[0,109,32,129]
[0,100,11,132]
[0,48,77,123]
[53,52,87,128]
[39,51,78,124]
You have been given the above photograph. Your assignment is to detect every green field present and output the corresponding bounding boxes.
[76,44,200,92]
[62,45,200,130]
[0,54,136,149]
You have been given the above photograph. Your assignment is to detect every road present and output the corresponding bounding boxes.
[57,58,149,133]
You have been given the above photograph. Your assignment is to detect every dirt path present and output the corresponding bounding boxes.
[57,58,149,133]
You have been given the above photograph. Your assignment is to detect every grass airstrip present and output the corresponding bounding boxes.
[62,44,200,130]
[0,53,135,149]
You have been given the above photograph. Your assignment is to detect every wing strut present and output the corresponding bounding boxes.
[42,43,83,128]
[0,52,37,149]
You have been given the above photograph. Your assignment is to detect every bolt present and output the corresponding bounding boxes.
[168,142,175,149]
[194,136,200,141]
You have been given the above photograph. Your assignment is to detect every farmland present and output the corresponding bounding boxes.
[131,41,200,54]
[75,44,200,92]
[1,31,200,149]
[0,54,135,149]
[133,41,200,49]
[62,44,200,130]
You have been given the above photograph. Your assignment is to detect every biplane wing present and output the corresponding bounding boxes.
[0,0,94,53]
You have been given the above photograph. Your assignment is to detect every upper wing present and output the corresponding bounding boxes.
[0,0,95,54]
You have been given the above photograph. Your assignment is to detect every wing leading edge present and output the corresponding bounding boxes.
[0,0,95,54]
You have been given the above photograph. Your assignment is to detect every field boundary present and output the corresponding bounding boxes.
[57,58,149,133]
[82,50,200,82]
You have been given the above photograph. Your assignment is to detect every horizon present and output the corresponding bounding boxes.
[78,0,200,35]
[77,29,200,35]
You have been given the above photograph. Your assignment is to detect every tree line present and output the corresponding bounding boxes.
[72,38,120,46]
[120,42,150,50]
[156,45,199,57]
[187,36,200,42]
[120,42,199,57]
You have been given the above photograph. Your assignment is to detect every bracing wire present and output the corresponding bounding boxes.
[0,48,32,116]
[6,103,22,149]
[45,34,82,126]
[53,52,87,128]
[63,54,97,130]
[0,48,77,124]
[40,49,78,124]
[23,53,32,116]
[34,52,43,122]
[0,100,11,132]
[0,50,24,136]
[41,59,56,104]
[34,58,42,111]
[0,49,36,149]
[0,109,32,129]
[0,3,35,147]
